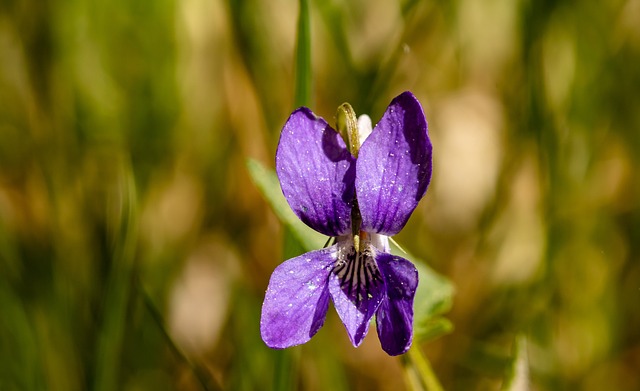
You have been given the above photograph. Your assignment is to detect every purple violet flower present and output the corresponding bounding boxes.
[260,91,432,356]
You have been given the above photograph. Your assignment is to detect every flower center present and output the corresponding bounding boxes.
[332,105,386,303]
[333,232,384,303]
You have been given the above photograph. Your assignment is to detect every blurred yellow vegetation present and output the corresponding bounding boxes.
[0,0,639,390]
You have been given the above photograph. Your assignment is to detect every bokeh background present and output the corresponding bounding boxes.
[1,0,639,390]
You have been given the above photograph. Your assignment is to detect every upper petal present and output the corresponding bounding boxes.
[260,246,337,348]
[356,92,432,235]
[328,242,386,347]
[374,252,419,356]
[276,108,356,237]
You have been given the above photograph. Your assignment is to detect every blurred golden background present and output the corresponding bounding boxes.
[1,0,639,390]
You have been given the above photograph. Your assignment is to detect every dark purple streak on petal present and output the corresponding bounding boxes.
[276,108,355,237]
[260,246,337,348]
[328,247,386,347]
[356,92,432,235]
[375,252,418,356]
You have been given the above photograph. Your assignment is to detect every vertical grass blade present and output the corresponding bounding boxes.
[294,0,312,108]
[501,335,529,391]
[271,1,312,389]
[93,161,138,391]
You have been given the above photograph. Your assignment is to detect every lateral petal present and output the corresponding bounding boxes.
[276,108,356,237]
[356,91,432,235]
[260,246,337,348]
[375,252,418,356]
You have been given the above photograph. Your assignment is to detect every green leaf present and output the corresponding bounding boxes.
[413,261,455,319]
[414,317,454,343]
[246,159,326,252]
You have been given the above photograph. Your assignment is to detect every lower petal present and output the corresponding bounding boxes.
[260,246,337,348]
[375,252,419,356]
[328,245,386,347]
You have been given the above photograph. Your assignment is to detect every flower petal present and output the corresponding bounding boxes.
[356,91,432,235]
[260,246,337,348]
[375,252,418,356]
[276,108,356,236]
[328,248,386,347]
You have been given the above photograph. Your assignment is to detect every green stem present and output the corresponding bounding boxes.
[294,0,312,108]
[405,346,444,391]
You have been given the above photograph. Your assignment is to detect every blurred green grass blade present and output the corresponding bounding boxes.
[502,335,529,391]
[246,159,325,252]
[0,278,41,389]
[139,285,219,391]
[270,1,313,386]
[273,348,301,391]
[389,242,454,342]
[294,0,312,108]
[94,163,138,391]
[259,2,315,387]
